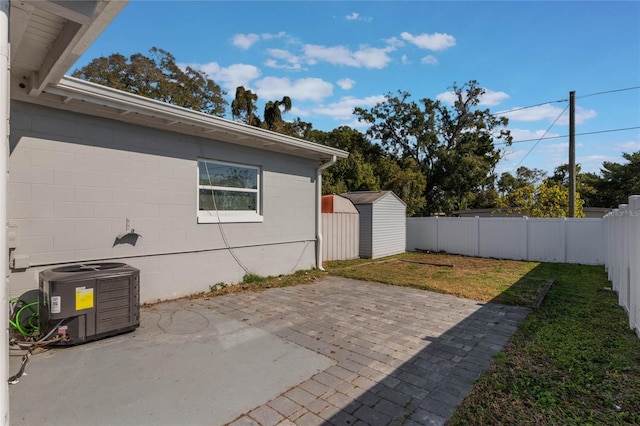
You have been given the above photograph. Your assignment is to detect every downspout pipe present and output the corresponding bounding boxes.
[1,1,9,424]
[316,155,337,271]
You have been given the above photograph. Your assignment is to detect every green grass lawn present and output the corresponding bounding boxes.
[449,263,640,425]
[326,252,550,306]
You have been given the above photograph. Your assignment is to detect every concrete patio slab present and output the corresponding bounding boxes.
[9,276,530,426]
[9,300,332,426]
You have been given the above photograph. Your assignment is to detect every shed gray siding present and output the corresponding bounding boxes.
[371,194,406,258]
[344,191,406,259]
[8,102,318,303]
[356,204,373,258]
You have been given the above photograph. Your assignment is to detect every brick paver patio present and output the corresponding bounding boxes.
[200,276,530,426]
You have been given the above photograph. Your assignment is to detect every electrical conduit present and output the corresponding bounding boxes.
[316,156,336,271]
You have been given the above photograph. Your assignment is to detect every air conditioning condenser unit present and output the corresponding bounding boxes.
[39,263,140,345]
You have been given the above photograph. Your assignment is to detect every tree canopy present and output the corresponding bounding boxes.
[354,80,511,215]
[72,47,227,116]
[594,151,640,207]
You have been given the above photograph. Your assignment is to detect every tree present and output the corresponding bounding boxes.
[377,157,426,216]
[72,47,227,116]
[311,127,382,194]
[498,167,547,195]
[595,151,640,207]
[498,179,584,217]
[264,96,292,131]
[354,80,511,215]
[231,86,259,126]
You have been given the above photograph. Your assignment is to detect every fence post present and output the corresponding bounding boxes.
[630,196,640,334]
[522,216,528,261]
[435,216,439,253]
[561,217,567,263]
[475,216,480,257]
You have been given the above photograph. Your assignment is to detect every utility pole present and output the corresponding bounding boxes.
[569,91,576,218]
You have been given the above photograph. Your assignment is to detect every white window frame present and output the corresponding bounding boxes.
[197,158,263,224]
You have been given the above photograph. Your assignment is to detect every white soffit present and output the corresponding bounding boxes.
[10,0,128,96]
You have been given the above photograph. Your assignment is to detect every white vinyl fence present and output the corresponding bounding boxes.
[406,216,605,264]
[604,195,640,336]
[407,205,640,336]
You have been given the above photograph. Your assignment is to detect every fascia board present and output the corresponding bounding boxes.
[47,76,349,160]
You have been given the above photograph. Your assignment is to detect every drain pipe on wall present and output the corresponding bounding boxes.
[1,1,10,424]
[315,156,336,271]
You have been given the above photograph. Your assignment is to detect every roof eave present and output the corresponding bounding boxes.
[35,76,349,161]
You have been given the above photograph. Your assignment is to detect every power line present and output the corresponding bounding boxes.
[492,85,639,117]
[496,125,640,145]
[510,105,568,173]
[576,86,640,99]
[494,98,567,116]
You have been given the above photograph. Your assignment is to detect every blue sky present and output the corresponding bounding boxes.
[72,1,640,177]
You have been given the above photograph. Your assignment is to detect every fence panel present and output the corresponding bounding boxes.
[604,195,640,336]
[406,217,437,252]
[407,216,604,265]
[478,218,526,260]
[566,218,605,264]
[436,217,479,257]
[527,218,566,262]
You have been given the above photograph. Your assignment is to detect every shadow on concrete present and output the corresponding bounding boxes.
[318,266,549,426]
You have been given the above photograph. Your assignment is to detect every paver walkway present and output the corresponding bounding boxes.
[206,276,530,426]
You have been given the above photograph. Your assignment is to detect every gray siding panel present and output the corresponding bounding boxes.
[357,205,373,258]
[371,194,406,258]
[8,102,318,302]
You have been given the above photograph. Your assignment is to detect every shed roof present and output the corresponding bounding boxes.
[322,195,359,213]
[341,191,406,206]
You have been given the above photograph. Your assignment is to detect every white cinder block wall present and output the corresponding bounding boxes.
[8,102,317,303]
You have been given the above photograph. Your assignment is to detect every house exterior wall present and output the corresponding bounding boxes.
[8,101,318,303]
[371,194,406,259]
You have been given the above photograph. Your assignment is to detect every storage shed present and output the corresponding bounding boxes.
[321,195,359,261]
[341,191,406,259]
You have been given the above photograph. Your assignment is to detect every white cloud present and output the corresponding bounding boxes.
[303,44,395,69]
[502,104,564,122]
[504,104,596,125]
[400,32,456,51]
[312,95,386,120]
[254,77,333,102]
[481,89,510,106]
[265,48,304,70]
[385,37,405,48]
[232,33,260,50]
[233,32,287,49]
[437,88,510,107]
[345,12,372,22]
[421,55,438,65]
[188,62,261,92]
[261,31,286,40]
[353,46,395,68]
[337,78,355,90]
[401,54,411,65]
[563,106,597,125]
[616,139,640,151]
